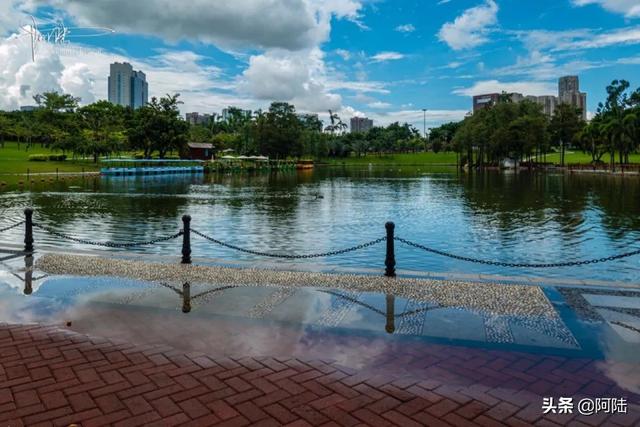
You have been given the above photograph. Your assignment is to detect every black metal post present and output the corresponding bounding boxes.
[385,222,396,277]
[182,282,191,313]
[24,208,34,253]
[181,215,191,264]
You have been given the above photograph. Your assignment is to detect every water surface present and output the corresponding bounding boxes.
[1,166,639,282]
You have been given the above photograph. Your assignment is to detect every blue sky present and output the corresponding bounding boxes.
[1,0,639,129]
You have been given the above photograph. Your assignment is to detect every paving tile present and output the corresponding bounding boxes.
[0,323,638,427]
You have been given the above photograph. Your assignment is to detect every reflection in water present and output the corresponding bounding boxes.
[1,255,639,392]
[0,251,48,295]
[0,167,639,281]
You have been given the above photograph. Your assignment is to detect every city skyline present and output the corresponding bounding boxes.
[472,75,587,119]
[0,1,639,130]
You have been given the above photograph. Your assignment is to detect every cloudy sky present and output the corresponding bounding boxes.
[1,0,639,129]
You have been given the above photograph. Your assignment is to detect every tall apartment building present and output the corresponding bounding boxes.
[473,89,564,118]
[108,62,148,109]
[558,76,587,120]
[536,95,558,117]
[350,117,373,133]
[221,108,252,121]
[186,112,212,125]
[472,93,500,113]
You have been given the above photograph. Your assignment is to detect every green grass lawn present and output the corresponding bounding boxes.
[541,151,640,164]
[321,152,459,165]
[0,141,100,175]
[322,151,640,166]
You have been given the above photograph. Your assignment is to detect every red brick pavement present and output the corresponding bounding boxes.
[1,323,639,426]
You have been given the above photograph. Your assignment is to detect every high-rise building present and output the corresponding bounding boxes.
[186,112,212,125]
[221,108,252,121]
[473,92,560,118]
[350,117,373,133]
[558,76,587,120]
[108,62,148,109]
[473,93,500,113]
[536,95,558,117]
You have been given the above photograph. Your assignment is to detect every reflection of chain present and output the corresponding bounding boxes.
[33,223,183,248]
[0,221,25,233]
[192,229,385,259]
[395,237,640,268]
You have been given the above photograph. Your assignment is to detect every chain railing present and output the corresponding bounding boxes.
[191,228,385,260]
[32,223,183,248]
[394,237,640,268]
[3,209,640,277]
[0,221,25,234]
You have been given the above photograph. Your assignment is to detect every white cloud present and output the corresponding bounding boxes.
[493,50,608,80]
[367,101,392,109]
[0,0,378,116]
[325,80,390,94]
[438,0,499,50]
[0,29,255,113]
[395,24,416,33]
[60,63,95,104]
[0,34,68,110]
[513,27,640,52]
[45,0,364,51]
[0,1,37,36]
[370,51,405,62]
[572,0,640,18]
[453,80,557,97]
[570,27,640,49]
[334,49,353,61]
[240,48,341,113]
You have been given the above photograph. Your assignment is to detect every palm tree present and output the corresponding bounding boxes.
[602,116,624,171]
[622,112,638,165]
[324,110,347,135]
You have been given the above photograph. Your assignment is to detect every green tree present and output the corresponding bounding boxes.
[253,102,303,158]
[550,103,584,166]
[127,94,189,158]
[77,101,126,162]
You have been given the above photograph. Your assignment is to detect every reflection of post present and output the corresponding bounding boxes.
[24,208,34,253]
[23,255,33,295]
[182,283,191,313]
[385,294,395,334]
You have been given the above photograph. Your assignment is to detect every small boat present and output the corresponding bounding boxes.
[296,160,314,170]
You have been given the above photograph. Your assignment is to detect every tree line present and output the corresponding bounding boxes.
[0,79,638,165]
[445,79,640,169]
[0,92,189,162]
[0,94,427,161]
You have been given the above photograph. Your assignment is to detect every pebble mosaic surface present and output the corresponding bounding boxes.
[37,253,558,318]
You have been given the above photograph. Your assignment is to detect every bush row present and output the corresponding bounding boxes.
[28,154,67,162]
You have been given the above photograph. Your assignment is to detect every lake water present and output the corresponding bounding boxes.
[1,166,639,282]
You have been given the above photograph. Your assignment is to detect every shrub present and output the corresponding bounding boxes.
[134,154,145,159]
[48,154,67,161]
[28,154,48,162]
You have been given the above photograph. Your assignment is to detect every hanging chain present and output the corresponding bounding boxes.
[191,229,385,259]
[33,223,183,248]
[395,236,640,268]
[0,221,25,233]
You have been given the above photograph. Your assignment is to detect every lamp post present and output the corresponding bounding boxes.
[422,109,427,139]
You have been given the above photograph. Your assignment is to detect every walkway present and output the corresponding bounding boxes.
[1,323,638,427]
